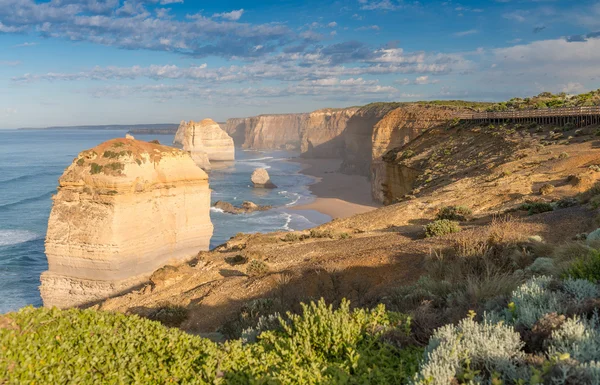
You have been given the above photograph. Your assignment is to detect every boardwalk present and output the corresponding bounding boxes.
[457,106,600,128]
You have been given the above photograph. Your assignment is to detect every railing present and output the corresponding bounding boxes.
[456,106,600,120]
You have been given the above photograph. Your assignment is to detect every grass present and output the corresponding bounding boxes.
[436,205,472,221]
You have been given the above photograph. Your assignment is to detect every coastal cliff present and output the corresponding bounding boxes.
[370,105,465,203]
[40,138,213,308]
[177,119,235,163]
[222,108,359,158]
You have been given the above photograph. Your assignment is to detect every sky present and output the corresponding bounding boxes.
[0,0,599,128]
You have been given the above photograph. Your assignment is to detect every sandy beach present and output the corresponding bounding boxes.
[290,158,381,219]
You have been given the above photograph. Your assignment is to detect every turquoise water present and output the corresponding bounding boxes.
[0,130,328,313]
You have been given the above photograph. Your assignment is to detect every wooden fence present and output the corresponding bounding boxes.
[456,106,600,128]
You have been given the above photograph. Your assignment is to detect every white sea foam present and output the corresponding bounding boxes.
[285,193,301,207]
[282,213,293,231]
[0,230,41,247]
[210,207,225,213]
[243,156,274,161]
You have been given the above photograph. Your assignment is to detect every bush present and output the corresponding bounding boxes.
[563,249,600,283]
[539,183,555,196]
[309,228,334,239]
[0,300,424,384]
[518,202,554,215]
[424,219,461,238]
[548,312,600,364]
[0,307,222,383]
[246,259,270,277]
[225,254,248,265]
[414,316,525,385]
[435,205,472,221]
[147,304,189,327]
[282,232,300,242]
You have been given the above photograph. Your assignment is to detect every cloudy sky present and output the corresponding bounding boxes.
[0,0,598,128]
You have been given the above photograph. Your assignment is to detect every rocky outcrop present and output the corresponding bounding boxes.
[213,201,272,214]
[40,138,213,308]
[176,119,235,169]
[370,105,466,203]
[251,168,277,188]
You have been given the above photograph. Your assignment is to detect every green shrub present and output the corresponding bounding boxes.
[559,152,570,159]
[225,254,248,265]
[0,301,423,384]
[146,304,189,327]
[435,205,472,221]
[282,232,300,242]
[339,232,351,239]
[518,202,554,215]
[424,219,461,238]
[309,228,334,239]
[0,306,222,384]
[563,249,600,283]
[246,259,269,277]
[90,163,103,174]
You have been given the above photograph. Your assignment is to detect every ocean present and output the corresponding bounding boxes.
[0,129,329,314]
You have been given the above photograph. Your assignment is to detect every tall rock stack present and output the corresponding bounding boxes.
[174,119,235,170]
[40,138,214,308]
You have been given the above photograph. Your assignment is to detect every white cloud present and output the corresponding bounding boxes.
[359,0,402,11]
[562,82,585,94]
[327,21,337,28]
[0,60,21,66]
[14,42,37,47]
[160,0,183,4]
[2,108,17,117]
[395,75,439,85]
[454,29,478,37]
[356,25,380,31]
[212,9,244,21]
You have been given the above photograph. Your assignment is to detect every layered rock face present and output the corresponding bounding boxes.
[222,109,359,158]
[175,119,235,169]
[338,105,402,177]
[370,105,465,203]
[40,138,213,308]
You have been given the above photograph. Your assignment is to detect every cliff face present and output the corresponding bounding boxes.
[370,106,471,203]
[178,119,235,163]
[40,138,213,308]
[222,108,360,158]
[300,108,359,158]
[338,104,402,177]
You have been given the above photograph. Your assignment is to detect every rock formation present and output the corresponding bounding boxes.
[251,168,277,188]
[125,133,135,140]
[40,138,213,308]
[222,108,359,158]
[174,119,235,170]
[213,200,272,214]
[370,105,467,203]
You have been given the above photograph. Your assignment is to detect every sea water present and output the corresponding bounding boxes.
[0,130,328,313]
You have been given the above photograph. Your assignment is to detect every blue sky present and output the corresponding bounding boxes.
[0,0,599,128]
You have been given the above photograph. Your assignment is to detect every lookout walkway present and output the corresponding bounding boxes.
[457,106,600,127]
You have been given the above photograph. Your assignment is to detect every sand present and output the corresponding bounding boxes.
[290,158,381,219]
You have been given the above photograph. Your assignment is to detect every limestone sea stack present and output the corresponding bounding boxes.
[40,138,214,308]
[176,118,235,166]
[251,168,277,188]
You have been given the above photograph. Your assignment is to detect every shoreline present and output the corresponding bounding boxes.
[287,157,381,219]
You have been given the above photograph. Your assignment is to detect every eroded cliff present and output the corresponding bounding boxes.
[370,105,466,203]
[222,108,359,158]
[40,138,213,308]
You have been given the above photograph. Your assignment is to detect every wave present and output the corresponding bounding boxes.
[210,207,225,213]
[285,193,301,207]
[242,156,274,162]
[0,171,57,185]
[282,213,293,231]
[0,230,42,247]
[0,190,55,211]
